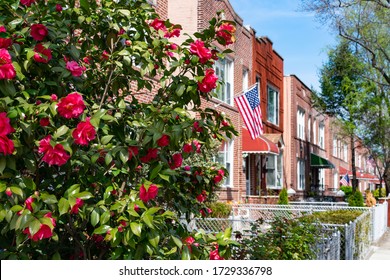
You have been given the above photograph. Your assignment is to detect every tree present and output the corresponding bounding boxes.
[0,0,238,260]
[301,0,390,86]
[313,40,368,193]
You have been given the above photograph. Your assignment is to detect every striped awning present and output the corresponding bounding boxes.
[242,127,279,155]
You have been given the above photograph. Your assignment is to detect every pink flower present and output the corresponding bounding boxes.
[55,4,63,12]
[196,191,207,203]
[0,112,14,136]
[50,94,58,101]
[222,120,229,127]
[30,24,48,41]
[198,68,218,93]
[214,175,223,184]
[193,140,201,153]
[216,22,236,45]
[101,50,110,60]
[0,26,12,49]
[210,245,224,260]
[33,43,52,63]
[200,208,212,217]
[193,121,203,133]
[56,92,86,119]
[23,212,56,241]
[157,134,170,147]
[0,135,14,155]
[134,204,140,212]
[72,117,96,146]
[20,0,36,6]
[128,146,139,161]
[66,61,85,77]
[169,153,183,170]
[70,198,84,214]
[25,196,34,211]
[218,169,225,176]
[139,184,158,203]
[184,236,195,245]
[39,117,50,127]
[5,187,12,197]
[149,18,166,31]
[0,49,16,80]
[184,165,191,171]
[189,40,212,64]
[38,135,52,154]
[164,28,181,38]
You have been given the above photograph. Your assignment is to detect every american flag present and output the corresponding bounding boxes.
[367,155,376,168]
[340,173,351,186]
[234,84,263,140]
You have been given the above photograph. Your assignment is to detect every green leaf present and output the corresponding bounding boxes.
[158,174,170,182]
[181,245,191,260]
[90,109,106,127]
[172,236,183,248]
[93,224,111,235]
[150,164,162,180]
[29,219,41,236]
[117,50,130,56]
[58,198,70,216]
[143,213,154,229]
[74,191,93,200]
[53,125,69,139]
[105,152,113,166]
[91,209,100,227]
[100,211,111,224]
[118,9,131,17]
[130,222,142,237]
[176,84,185,97]
[64,184,80,198]
[148,231,160,248]
[101,135,114,145]
[9,186,23,197]
[41,193,58,204]
[0,157,6,174]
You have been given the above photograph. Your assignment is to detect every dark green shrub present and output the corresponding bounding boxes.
[277,188,289,205]
[373,187,386,199]
[302,210,363,224]
[340,186,353,201]
[348,191,364,207]
[233,217,321,260]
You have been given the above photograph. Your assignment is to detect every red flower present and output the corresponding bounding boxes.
[57,92,86,119]
[184,165,191,171]
[170,153,183,170]
[33,43,52,63]
[128,146,139,161]
[183,143,193,153]
[184,236,195,245]
[149,18,166,31]
[193,121,203,133]
[192,140,201,153]
[23,212,56,241]
[0,49,16,80]
[196,191,207,203]
[164,27,181,38]
[200,208,212,217]
[39,117,50,127]
[5,187,12,197]
[157,134,170,147]
[70,198,84,214]
[55,4,63,12]
[218,169,225,176]
[39,138,70,166]
[0,26,12,49]
[216,22,236,45]
[0,112,14,136]
[72,117,96,146]
[30,24,48,41]
[214,174,223,184]
[101,50,110,60]
[198,68,218,93]
[140,148,158,163]
[189,40,212,64]
[50,94,58,101]
[139,184,158,203]
[0,135,14,155]
[25,196,34,212]
[20,0,36,6]
[210,245,224,260]
[66,61,85,77]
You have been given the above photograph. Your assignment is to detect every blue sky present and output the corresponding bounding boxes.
[229,0,337,91]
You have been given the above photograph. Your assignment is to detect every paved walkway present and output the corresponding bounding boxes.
[367,229,390,260]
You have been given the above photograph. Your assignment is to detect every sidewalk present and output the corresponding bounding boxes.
[367,229,390,260]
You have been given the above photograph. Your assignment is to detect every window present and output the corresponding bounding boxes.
[333,137,338,157]
[297,158,305,190]
[266,152,283,189]
[242,69,249,91]
[319,169,325,191]
[267,86,279,125]
[297,107,305,140]
[307,118,311,142]
[343,143,348,161]
[319,122,325,149]
[214,58,233,105]
[333,172,339,190]
[215,140,234,187]
[313,119,317,145]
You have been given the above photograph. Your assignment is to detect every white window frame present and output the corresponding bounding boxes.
[319,169,325,191]
[307,118,311,142]
[333,137,338,157]
[267,85,279,126]
[343,143,348,161]
[297,107,305,140]
[313,119,317,145]
[214,57,234,105]
[319,122,325,149]
[297,158,305,190]
[215,140,234,187]
[266,152,283,189]
[333,171,339,190]
[242,69,249,91]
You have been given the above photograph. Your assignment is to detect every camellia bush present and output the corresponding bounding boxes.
[0,0,238,259]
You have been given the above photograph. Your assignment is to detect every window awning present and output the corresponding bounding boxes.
[242,127,279,155]
[310,153,335,169]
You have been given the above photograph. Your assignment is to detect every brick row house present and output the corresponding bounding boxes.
[154,0,381,203]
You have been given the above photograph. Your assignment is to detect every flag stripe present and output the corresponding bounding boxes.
[234,84,264,140]
[340,173,351,186]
